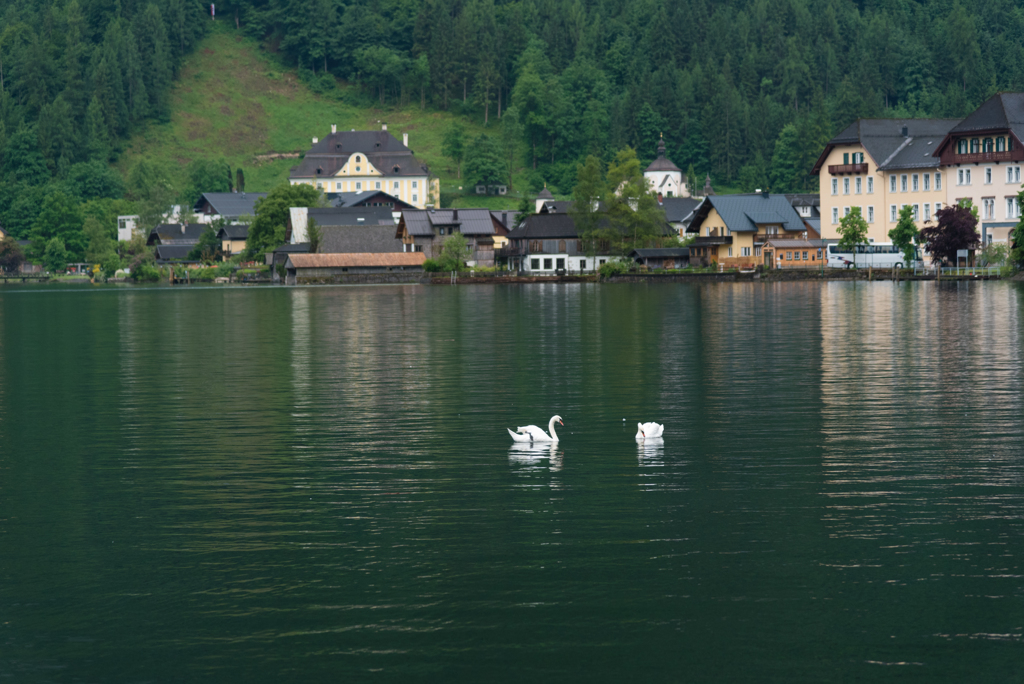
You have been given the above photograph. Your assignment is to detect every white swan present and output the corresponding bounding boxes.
[508,415,563,443]
[635,422,665,440]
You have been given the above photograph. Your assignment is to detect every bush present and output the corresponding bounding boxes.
[599,260,629,277]
[101,253,121,279]
[422,258,443,272]
[132,263,162,282]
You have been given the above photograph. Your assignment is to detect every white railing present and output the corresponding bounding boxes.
[913,265,1002,277]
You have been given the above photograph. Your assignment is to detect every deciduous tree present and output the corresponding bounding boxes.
[921,203,980,265]
[888,205,919,266]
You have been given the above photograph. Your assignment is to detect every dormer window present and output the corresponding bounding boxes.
[355,155,361,163]
[393,166,400,173]
[970,138,980,154]
[984,138,994,153]
[375,142,381,148]
[997,137,1006,152]
[316,167,322,175]
[958,139,968,154]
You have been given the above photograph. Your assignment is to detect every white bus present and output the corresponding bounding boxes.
[826,243,917,268]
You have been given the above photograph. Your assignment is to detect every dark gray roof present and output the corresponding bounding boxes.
[290,130,429,179]
[948,93,1024,136]
[194,192,266,217]
[320,225,403,253]
[815,118,961,172]
[537,186,554,199]
[216,225,249,240]
[274,242,312,253]
[785,194,819,208]
[630,248,690,258]
[690,194,806,234]
[149,223,206,245]
[398,209,498,237]
[507,213,581,239]
[328,190,414,209]
[308,207,395,227]
[154,244,196,261]
[491,210,519,230]
[661,197,700,223]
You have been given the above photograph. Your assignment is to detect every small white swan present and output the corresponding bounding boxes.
[635,422,665,440]
[508,415,563,443]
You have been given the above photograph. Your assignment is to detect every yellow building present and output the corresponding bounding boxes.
[687,192,814,269]
[217,225,248,259]
[289,126,439,209]
[813,119,959,243]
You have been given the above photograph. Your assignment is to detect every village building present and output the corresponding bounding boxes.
[687,192,810,269]
[661,197,701,236]
[193,192,267,224]
[814,118,959,243]
[289,126,438,209]
[932,93,1024,245]
[216,225,249,259]
[629,248,691,270]
[644,135,688,199]
[284,253,426,284]
[327,190,416,211]
[288,207,396,243]
[504,213,615,274]
[395,209,509,267]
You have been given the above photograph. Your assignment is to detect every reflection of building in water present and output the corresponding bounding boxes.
[818,281,1023,538]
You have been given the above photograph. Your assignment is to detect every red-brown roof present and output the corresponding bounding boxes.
[287,252,426,268]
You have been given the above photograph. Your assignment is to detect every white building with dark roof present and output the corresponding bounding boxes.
[644,136,688,199]
[289,125,439,209]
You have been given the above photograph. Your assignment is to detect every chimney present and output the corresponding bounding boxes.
[902,126,908,137]
[403,133,409,147]
[312,137,318,144]
[453,209,459,220]
[382,124,387,131]
[502,211,507,225]
[761,189,769,198]
[331,124,337,133]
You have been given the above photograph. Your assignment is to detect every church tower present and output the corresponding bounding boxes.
[644,135,688,199]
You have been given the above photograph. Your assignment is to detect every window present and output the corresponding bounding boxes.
[356,182,362,190]
[802,251,809,260]
[544,258,552,270]
[356,167,361,173]
[412,194,418,203]
[531,258,540,270]
[741,247,751,256]
[958,169,971,185]
[971,138,980,154]
[935,202,942,212]
[935,173,941,190]
[1007,166,1021,183]
[728,247,733,257]
[890,175,897,192]
[901,174,908,192]
[856,177,862,194]
[355,155,361,162]
[412,181,418,189]
[983,198,995,219]
[923,203,931,221]
[867,177,874,193]
[890,205,897,222]
[912,174,919,191]
[997,137,1006,152]
[831,207,839,224]
[1007,197,1020,219]
[316,181,323,189]
[957,139,968,154]
[580,259,586,270]
[1010,137,1015,152]
[984,138,994,153]
[867,206,874,223]
[439,227,446,235]
[375,181,381,189]
[786,251,793,260]
[831,178,838,195]
[755,246,762,257]
[394,182,400,190]
[985,168,992,184]
[923,174,930,191]
[844,178,850,194]
[912,204,919,221]
[556,258,565,270]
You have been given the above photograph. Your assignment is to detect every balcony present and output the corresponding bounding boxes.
[828,163,868,175]
[693,235,732,246]
[952,151,1013,164]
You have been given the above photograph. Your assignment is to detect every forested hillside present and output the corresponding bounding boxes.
[230,0,1021,194]
[0,0,206,256]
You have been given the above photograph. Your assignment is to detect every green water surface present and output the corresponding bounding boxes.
[1,281,1022,682]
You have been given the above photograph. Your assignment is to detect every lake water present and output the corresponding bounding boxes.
[1,281,1023,682]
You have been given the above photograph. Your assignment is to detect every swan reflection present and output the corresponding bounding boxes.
[508,442,563,471]
[637,437,665,466]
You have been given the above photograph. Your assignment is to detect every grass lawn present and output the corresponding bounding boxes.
[118,22,535,204]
